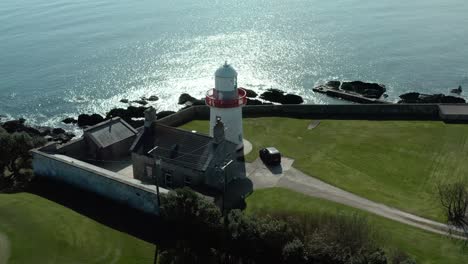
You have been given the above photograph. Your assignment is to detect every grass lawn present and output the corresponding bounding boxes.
[181,118,468,221]
[0,192,154,264]
[246,188,468,264]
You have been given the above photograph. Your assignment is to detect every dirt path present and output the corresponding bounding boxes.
[246,158,465,239]
[0,232,10,264]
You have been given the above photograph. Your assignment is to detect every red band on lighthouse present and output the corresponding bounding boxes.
[205,88,247,108]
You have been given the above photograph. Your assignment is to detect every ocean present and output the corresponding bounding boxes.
[1,0,467,129]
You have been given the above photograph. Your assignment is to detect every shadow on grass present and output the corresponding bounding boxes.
[26,178,164,245]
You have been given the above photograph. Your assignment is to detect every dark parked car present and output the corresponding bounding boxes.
[259,147,281,165]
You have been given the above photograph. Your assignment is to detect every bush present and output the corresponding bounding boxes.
[0,129,45,191]
[157,189,414,264]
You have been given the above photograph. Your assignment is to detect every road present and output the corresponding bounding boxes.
[246,157,465,239]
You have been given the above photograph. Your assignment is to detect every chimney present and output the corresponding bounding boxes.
[213,116,225,145]
[144,107,157,130]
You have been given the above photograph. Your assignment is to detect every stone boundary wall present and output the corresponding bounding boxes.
[32,150,167,215]
[157,104,442,127]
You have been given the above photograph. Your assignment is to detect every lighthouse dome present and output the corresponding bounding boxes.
[215,62,238,92]
[215,62,238,78]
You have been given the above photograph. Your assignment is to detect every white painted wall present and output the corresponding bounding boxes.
[209,106,243,149]
[32,151,167,215]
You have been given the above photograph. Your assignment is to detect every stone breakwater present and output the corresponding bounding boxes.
[314,81,465,104]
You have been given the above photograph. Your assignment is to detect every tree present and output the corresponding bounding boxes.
[438,182,468,238]
[0,128,45,191]
[159,188,223,264]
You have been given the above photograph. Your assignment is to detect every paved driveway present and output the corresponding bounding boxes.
[246,157,464,239]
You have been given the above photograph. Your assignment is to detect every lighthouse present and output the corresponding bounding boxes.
[205,62,247,150]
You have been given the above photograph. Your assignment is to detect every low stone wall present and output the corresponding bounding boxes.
[242,104,440,120]
[32,150,167,215]
[158,104,442,126]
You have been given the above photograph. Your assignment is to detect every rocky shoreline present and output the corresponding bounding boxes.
[1,82,466,143]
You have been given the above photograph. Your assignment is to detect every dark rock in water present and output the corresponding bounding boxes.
[77,114,104,127]
[62,117,77,124]
[450,86,462,95]
[126,106,148,118]
[441,95,466,104]
[52,128,66,135]
[54,133,72,144]
[178,93,197,105]
[0,118,74,143]
[326,81,341,89]
[243,88,258,98]
[419,94,445,104]
[133,99,148,106]
[398,92,465,104]
[120,99,129,103]
[341,81,386,99]
[36,126,52,136]
[399,92,420,102]
[106,106,148,127]
[157,111,176,119]
[282,94,304,104]
[146,95,159,101]
[178,93,205,105]
[260,89,303,104]
[128,119,144,128]
[1,119,35,134]
[260,88,285,104]
[106,108,127,119]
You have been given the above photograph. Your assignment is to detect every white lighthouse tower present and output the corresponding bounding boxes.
[205,62,247,150]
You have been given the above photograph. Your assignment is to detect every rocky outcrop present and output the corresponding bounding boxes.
[1,118,75,143]
[132,99,148,106]
[325,81,341,89]
[313,81,389,104]
[398,92,466,104]
[62,117,77,124]
[243,88,258,98]
[450,86,462,95]
[340,81,386,99]
[106,106,148,127]
[259,89,304,104]
[77,114,104,127]
[178,93,205,106]
[144,95,159,101]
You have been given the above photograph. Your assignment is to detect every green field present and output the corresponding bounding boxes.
[246,188,468,264]
[0,193,154,264]
[181,118,468,221]
[0,188,466,263]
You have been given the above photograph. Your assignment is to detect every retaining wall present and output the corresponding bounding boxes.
[32,150,167,215]
[158,104,442,127]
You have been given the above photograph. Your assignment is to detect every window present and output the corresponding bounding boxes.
[145,166,153,179]
[184,175,192,185]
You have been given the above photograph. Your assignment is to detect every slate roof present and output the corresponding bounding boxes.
[84,118,138,149]
[132,123,236,172]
